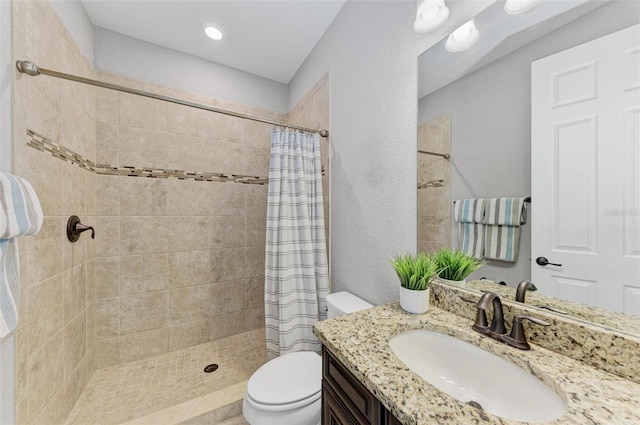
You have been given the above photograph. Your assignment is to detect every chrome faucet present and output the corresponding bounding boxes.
[515,279,537,303]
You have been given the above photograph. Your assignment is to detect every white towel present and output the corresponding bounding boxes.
[0,173,43,337]
[453,199,485,259]
[483,197,526,262]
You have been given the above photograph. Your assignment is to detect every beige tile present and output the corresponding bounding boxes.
[119,92,167,131]
[32,386,66,425]
[119,253,168,294]
[15,396,29,425]
[62,220,88,272]
[119,216,168,255]
[96,175,119,215]
[15,326,29,401]
[95,216,119,257]
[28,217,62,284]
[95,337,120,368]
[86,301,97,351]
[211,216,245,249]
[167,179,211,216]
[63,313,86,380]
[63,264,86,324]
[96,256,119,299]
[119,327,169,363]
[62,356,90,422]
[120,291,168,334]
[167,102,242,142]
[211,280,244,316]
[96,298,120,339]
[209,311,245,341]
[169,216,211,251]
[244,306,265,332]
[245,185,268,214]
[28,331,64,419]
[96,88,118,124]
[245,215,266,247]
[118,127,175,170]
[169,284,212,324]
[86,259,96,306]
[119,177,167,216]
[28,274,64,354]
[244,276,264,309]
[210,248,245,282]
[242,120,272,149]
[168,320,210,352]
[168,250,211,288]
[96,123,119,165]
[60,164,88,217]
[245,247,265,278]
[211,183,246,216]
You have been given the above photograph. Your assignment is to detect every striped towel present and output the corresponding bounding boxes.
[453,199,485,259]
[483,197,526,262]
[1,173,43,337]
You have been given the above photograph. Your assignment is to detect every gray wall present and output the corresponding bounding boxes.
[418,0,640,287]
[94,27,290,114]
[290,1,491,305]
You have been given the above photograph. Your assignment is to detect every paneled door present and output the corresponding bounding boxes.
[531,24,640,315]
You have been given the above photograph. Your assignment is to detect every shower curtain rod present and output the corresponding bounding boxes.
[16,60,329,138]
[418,149,450,159]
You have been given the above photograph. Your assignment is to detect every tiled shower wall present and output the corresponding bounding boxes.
[12,1,97,424]
[92,75,279,366]
[417,114,451,254]
[92,73,330,366]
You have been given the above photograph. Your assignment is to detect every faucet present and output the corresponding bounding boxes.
[515,279,537,303]
[466,291,507,337]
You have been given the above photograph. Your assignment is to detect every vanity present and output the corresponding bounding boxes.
[313,283,640,425]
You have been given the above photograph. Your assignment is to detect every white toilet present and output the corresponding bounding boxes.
[242,291,373,425]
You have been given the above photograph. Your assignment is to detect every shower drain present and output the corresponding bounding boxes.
[203,364,219,373]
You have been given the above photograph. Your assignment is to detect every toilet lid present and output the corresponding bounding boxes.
[247,351,322,405]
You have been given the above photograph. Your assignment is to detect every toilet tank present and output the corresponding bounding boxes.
[325,291,373,319]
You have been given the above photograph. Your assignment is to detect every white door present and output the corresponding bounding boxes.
[531,24,640,315]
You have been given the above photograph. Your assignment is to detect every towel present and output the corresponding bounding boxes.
[0,173,43,337]
[454,199,485,259]
[483,197,526,262]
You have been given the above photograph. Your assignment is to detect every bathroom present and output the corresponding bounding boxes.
[0,0,639,424]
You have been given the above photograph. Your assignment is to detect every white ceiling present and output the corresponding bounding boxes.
[81,0,346,84]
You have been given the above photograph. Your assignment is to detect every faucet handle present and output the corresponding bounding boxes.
[501,315,550,350]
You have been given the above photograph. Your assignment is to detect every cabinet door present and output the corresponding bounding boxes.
[323,383,358,425]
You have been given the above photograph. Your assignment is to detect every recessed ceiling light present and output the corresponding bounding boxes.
[414,0,450,33]
[204,26,223,41]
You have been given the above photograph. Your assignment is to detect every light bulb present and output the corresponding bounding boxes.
[204,26,223,41]
[504,0,541,14]
[445,19,479,52]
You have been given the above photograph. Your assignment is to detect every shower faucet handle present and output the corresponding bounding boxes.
[67,216,95,242]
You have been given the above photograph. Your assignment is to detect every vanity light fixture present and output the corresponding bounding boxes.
[504,0,541,14]
[445,19,479,52]
[414,0,450,33]
[204,25,223,41]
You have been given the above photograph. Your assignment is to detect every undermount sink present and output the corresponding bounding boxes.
[389,330,567,423]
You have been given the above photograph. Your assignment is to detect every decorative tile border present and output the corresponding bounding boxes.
[418,179,444,189]
[27,129,269,185]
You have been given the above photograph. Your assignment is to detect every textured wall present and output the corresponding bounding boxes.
[12,1,98,424]
[92,73,285,366]
[418,0,640,286]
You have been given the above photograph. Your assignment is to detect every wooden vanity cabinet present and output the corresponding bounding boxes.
[322,347,403,425]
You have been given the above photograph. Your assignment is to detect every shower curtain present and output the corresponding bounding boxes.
[265,129,329,359]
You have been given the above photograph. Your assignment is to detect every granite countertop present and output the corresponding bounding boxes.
[313,303,640,425]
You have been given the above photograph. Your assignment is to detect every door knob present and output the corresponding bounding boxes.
[536,257,562,267]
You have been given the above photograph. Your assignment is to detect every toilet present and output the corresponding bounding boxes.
[242,291,373,425]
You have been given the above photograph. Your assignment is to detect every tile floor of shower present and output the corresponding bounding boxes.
[63,328,266,425]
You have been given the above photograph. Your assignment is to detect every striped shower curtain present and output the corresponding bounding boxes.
[265,129,329,359]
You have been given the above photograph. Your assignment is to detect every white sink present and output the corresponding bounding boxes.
[389,330,567,423]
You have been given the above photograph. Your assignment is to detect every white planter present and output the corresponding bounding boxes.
[399,286,430,314]
[435,277,467,288]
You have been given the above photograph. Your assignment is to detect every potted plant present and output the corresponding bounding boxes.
[433,249,485,287]
[390,252,440,314]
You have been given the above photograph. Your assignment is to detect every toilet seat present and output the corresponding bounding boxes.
[245,351,322,411]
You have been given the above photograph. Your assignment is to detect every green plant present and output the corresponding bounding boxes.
[433,249,485,281]
[390,252,440,291]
